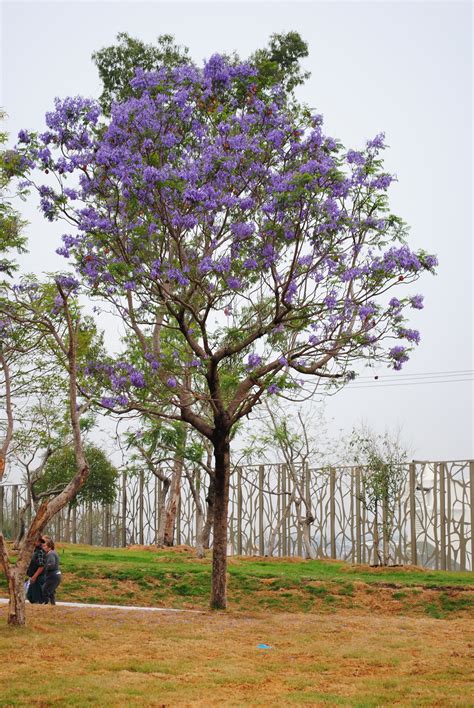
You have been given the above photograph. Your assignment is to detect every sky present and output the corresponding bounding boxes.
[1,0,473,462]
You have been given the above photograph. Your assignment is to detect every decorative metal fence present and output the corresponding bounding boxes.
[1,459,472,571]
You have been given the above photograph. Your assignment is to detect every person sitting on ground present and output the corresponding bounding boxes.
[26,536,47,604]
[41,538,61,605]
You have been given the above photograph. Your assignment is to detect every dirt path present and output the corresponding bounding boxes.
[0,597,201,613]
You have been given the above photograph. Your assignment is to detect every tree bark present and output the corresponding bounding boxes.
[185,468,205,558]
[163,453,184,546]
[0,534,28,625]
[13,504,28,550]
[202,475,215,550]
[210,432,231,609]
[155,477,170,547]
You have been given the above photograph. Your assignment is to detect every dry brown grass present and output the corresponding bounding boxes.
[1,603,473,706]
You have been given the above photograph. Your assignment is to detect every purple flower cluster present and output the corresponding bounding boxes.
[389,345,409,370]
[14,52,438,399]
[247,353,262,369]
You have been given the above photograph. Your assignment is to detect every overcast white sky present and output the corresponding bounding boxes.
[1,0,473,461]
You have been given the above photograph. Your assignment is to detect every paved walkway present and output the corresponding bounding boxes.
[0,598,202,613]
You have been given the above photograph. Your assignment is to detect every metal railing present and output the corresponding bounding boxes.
[1,459,472,570]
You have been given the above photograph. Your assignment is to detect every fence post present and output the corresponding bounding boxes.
[281,464,287,557]
[154,476,159,546]
[355,468,362,564]
[439,463,447,571]
[409,462,418,566]
[121,470,127,547]
[71,505,77,544]
[470,461,474,572]
[12,485,18,539]
[305,464,311,559]
[237,467,242,555]
[258,465,264,556]
[139,470,144,546]
[26,485,32,530]
[87,499,93,545]
[176,493,181,545]
[330,468,336,559]
[104,504,110,547]
[446,466,452,571]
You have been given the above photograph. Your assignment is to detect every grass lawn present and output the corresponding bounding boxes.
[1,605,473,705]
[0,544,473,705]
[2,543,471,617]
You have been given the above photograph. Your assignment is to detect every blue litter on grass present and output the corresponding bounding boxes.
[257,643,272,649]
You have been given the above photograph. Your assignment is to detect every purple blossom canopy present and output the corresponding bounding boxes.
[16,54,438,413]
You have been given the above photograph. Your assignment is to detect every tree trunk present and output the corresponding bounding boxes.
[7,567,26,626]
[295,500,316,560]
[185,468,205,559]
[210,432,231,609]
[163,457,183,546]
[302,518,316,560]
[155,478,170,547]
[13,501,28,550]
[195,506,205,559]
[202,475,215,550]
[0,534,28,626]
[267,490,296,557]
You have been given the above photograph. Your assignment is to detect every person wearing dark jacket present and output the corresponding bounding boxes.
[41,539,61,605]
[26,537,46,604]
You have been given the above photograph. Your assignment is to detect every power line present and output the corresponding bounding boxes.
[345,377,473,390]
[355,369,474,381]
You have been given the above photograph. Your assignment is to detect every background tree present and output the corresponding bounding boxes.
[38,443,117,506]
[0,277,98,625]
[124,416,215,555]
[244,404,337,558]
[123,418,187,547]
[348,424,409,566]
[16,52,436,608]
[9,387,70,548]
[0,111,28,479]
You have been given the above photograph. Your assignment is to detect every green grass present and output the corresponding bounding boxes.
[1,543,473,617]
[424,591,474,619]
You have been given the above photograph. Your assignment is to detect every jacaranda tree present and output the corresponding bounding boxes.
[15,54,437,608]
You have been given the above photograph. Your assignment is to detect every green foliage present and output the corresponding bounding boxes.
[38,444,118,505]
[92,31,310,118]
[0,112,27,281]
[92,32,190,113]
[251,31,310,92]
[349,426,408,564]
[349,426,408,516]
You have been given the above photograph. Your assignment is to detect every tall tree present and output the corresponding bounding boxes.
[0,277,97,624]
[0,111,28,479]
[16,53,436,608]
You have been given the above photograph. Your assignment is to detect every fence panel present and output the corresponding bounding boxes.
[0,459,472,571]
